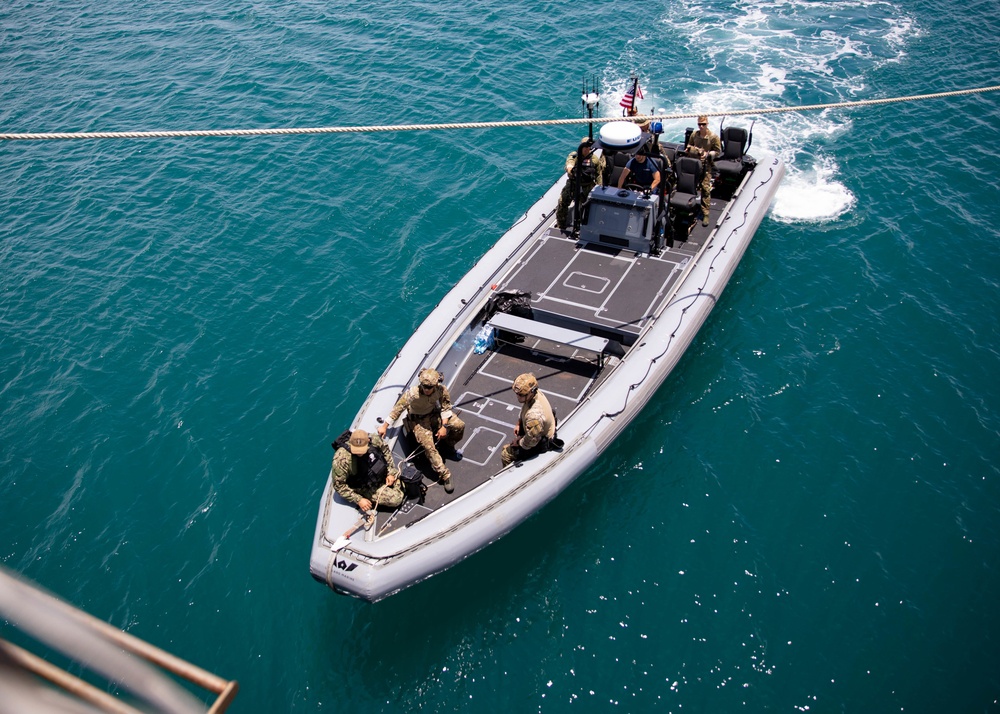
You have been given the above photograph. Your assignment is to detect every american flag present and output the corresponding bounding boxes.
[620,82,644,109]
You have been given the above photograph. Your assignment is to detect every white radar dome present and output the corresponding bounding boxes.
[599,121,643,150]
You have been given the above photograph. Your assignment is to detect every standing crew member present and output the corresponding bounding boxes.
[501,373,556,467]
[332,429,403,512]
[685,114,721,226]
[378,368,465,494]
[556,137,606,231]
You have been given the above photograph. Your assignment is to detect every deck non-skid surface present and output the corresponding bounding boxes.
[378,340,600,534]
[376,217,717,536]
[503,234,688,337]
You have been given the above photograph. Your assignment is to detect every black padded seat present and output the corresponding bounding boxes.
[608,151,631,188]
[714,127,748,180]
[669,156,703,214]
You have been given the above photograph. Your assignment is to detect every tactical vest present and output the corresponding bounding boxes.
[332,429,389,492]
[347,448,389,492]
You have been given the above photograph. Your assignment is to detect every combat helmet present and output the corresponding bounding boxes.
[418,368,442,388]
[512,373,538,396]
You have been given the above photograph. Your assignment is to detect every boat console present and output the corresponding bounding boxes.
[578,185,660,253]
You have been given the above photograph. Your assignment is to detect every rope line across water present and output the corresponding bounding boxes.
[2,85,998,142]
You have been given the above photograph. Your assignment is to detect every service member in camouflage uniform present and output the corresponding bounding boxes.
[332,429,403,512]
[556,138,606,230]
[378,368,465,494]
[501,373,556,467]
[685,115,722,226]
[626,104,651,132]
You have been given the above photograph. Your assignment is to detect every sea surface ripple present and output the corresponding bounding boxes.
[2,0,999,711]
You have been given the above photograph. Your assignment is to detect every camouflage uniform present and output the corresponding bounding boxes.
[556,145,606,229]
[686,126,722,220]
[386,377,465,483]
[501,388,556,466]
[627,106,651,132]
[332,433,403,509]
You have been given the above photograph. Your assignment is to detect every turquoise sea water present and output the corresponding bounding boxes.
[2,0,999,711]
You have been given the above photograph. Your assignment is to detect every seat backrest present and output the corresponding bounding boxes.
[720,127,748,161]
[674,156,703,195]
[609,151,631,187]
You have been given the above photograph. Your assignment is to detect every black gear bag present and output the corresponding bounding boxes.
[483,290,533,344]
[399,462,426,504]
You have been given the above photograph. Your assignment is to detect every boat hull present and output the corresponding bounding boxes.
[310,148,785,601]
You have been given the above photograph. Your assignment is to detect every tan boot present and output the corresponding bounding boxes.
[440,468,454,494]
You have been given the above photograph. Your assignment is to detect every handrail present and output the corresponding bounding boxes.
[0,566,238,714]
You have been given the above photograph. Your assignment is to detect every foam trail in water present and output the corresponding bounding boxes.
[770,155,855,222]
[602,0,920,222]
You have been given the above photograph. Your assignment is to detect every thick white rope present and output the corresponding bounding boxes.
[1,84,998,142]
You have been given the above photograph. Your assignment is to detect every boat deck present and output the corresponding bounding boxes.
[374,204,720,536]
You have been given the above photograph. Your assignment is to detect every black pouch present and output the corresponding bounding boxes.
[331,429,353,452]
[400,462,426,504]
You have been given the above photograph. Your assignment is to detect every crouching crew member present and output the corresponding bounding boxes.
[333,429,403,512]
[501,373,556,467]
[378,368,465,494]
